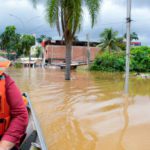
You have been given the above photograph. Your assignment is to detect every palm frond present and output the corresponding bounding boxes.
[98,28,120,52]
[63,0,83,36]
[45,0,101,41]
[85,0,101,27]
[46,0,60,26]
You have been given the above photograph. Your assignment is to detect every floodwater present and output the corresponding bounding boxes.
[8,68,150,150]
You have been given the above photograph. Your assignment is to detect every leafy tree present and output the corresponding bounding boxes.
[36,35,52,43]
[116,37,126,51]
[35,46,42,58]
[20,34,35,59]
[30,45,43,58]
[97,28,121,53]
[0,26,16,48]
[36,35,46,43]
[131,32,139,40]
[0,26,17,58]
[13,33,23,57]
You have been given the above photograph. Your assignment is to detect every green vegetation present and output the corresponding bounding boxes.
[31,46,43,58]
[97,28,139,53]
[0,26,35,59]
[97,28,121,52]
[36,35,52,43]
[90,46,150,72]
[0,26,20,59]
[124,32,139,41]
[21,34,35,57]
[90,28,146,72]
[90,51,125,72]
[130,46,150,72]
[14,62,23,68]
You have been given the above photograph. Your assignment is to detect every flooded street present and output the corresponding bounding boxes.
[8,68,150,150]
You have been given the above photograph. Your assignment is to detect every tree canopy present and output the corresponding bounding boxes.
[20,34,35,56]
[124,32,139,41]
[97,28,121,53]
[0,26,22,58]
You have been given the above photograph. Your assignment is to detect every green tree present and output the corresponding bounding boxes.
[97,28,121,53]
[31,0,101,80]
[13,33,23,57]
[116,37,126,51]
[36,35,52,43]
[37,35,46,43]
[20,34,35,60]
[131,32,139,40]
[35,46,42,58]
[124,32,139,41]
[0,26,17,58]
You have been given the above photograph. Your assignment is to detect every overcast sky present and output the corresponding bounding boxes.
[0,0,150,45]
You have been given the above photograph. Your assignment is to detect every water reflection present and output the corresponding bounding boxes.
[7,68,150,150]
[118,96,129,150]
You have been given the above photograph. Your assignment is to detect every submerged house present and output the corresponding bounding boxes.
[42,40,99,64]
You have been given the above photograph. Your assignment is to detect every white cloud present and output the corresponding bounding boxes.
[0,0,150,45]
[77,0,126,41]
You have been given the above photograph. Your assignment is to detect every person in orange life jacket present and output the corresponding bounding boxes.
[0,57,28,150]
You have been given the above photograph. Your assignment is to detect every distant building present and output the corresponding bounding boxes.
[41,40,99,64]
[131,42,141,46]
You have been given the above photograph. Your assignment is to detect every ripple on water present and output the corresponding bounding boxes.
[8,68,150,150]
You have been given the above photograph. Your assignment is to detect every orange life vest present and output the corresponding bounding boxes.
[0,58,28,136]
[0,73,10,136]
[0,58,11,75]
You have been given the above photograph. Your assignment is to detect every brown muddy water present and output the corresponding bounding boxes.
[7,68,150,150]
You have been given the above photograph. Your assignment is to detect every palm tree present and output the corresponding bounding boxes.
[32,0,101,80]
[97,28,120,53]
[124,32,139,41]
[131,32,139,40]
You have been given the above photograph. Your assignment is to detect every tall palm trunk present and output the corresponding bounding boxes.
[65,41,72,80]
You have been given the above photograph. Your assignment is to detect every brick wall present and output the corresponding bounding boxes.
[45,45,99,63]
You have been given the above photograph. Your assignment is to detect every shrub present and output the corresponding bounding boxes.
[90,46,150,72]
[130,46,150,72]
[14,62,23,68]
[90,51,125,72]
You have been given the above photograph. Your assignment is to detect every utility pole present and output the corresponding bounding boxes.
[86,34,91,67]
[125,0,132,94]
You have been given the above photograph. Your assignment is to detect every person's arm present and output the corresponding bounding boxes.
[1,74,28,149]
[0,140,14,150]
